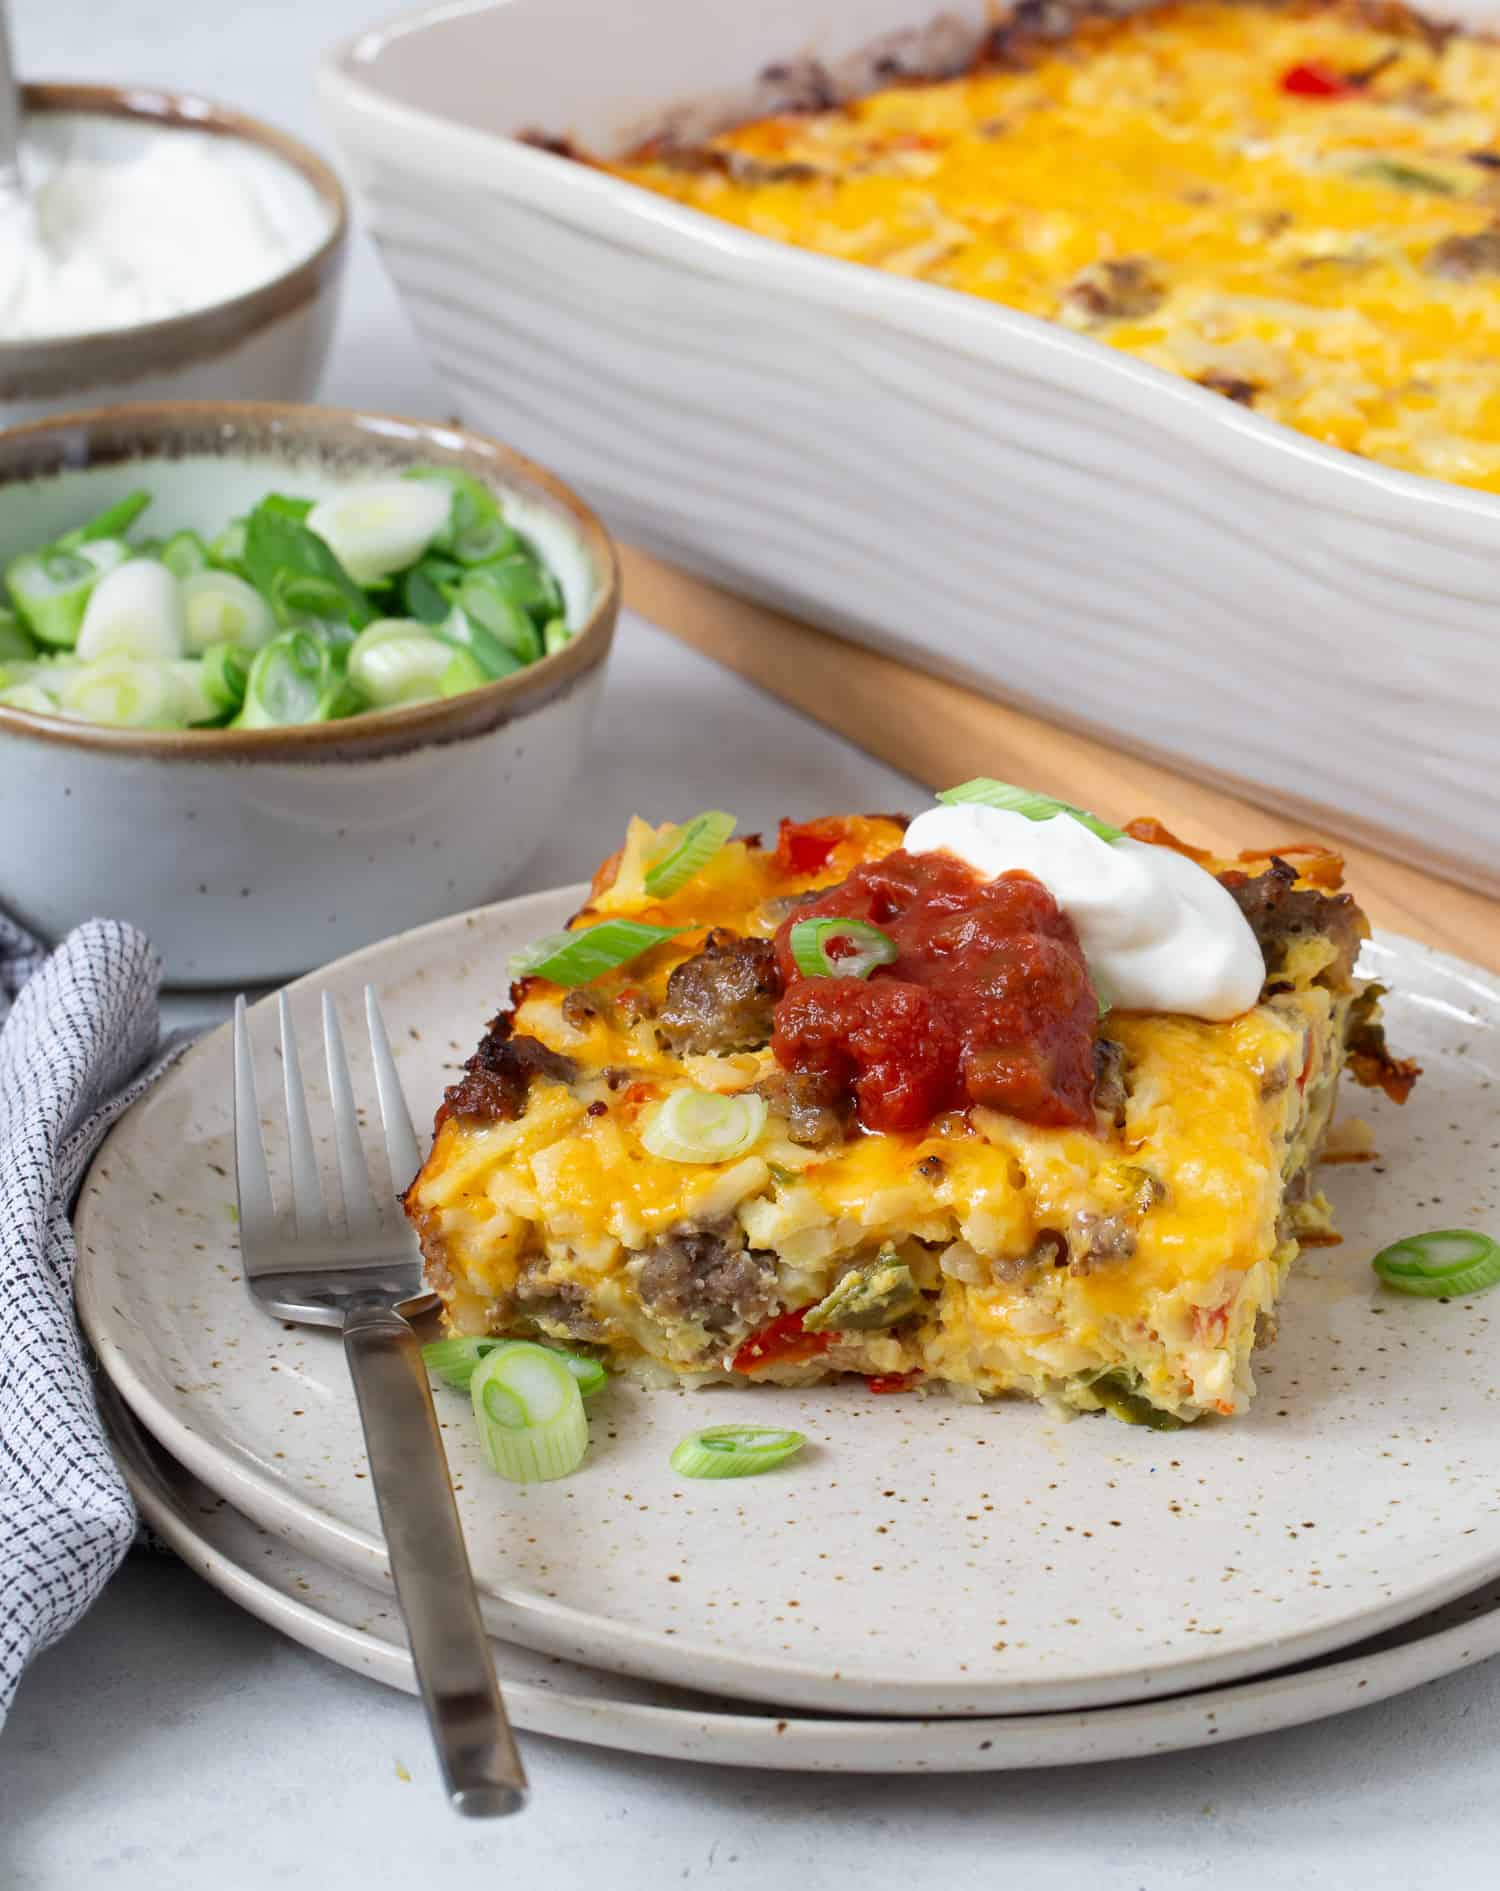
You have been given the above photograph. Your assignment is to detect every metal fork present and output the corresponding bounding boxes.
[232,986,528,1817]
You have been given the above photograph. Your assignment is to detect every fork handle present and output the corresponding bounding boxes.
[343,1302,528,1816]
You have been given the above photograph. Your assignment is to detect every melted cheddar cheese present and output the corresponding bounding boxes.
[600,1,1500,491]
[407,811,1377,1424]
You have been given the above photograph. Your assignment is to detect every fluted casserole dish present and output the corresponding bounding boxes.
[321,0,1500,892]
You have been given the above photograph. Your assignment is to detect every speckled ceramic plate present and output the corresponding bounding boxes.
[102,1372,1500,1774]
[75,888,1500,1716]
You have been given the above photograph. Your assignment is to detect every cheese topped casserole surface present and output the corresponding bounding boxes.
[596,0,1500,492]
[406,807,1415,1426]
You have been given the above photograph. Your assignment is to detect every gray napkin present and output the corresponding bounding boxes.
[0,914,183,1724]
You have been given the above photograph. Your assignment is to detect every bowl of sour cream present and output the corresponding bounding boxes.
[0,83,346,423]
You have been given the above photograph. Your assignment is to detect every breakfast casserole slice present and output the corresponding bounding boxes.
[405,791,1415,1426]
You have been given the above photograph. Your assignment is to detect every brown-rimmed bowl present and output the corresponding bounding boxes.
[1,84,347,423]
[0,401,619,983]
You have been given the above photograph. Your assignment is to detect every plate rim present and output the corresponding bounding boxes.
[75,888,1500,1716]
[102,1367,1500,1775]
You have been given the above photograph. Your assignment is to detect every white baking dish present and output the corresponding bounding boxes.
[321,0,1500,892]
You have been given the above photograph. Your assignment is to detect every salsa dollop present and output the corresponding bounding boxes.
[770,848,1098,1133]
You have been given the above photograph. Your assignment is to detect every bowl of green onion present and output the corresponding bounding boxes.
[0,400,619,983]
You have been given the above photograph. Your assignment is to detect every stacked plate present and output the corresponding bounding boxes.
[77,889,1500,1773]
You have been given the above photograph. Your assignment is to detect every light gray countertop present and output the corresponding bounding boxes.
[5,2,1500,1885]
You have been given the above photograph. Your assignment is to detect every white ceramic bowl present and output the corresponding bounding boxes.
[321,0,1500,897]
[0,84,347,425]
[0,402,619,985]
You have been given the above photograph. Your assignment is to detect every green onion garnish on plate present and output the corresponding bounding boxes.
[1371,1230,1500,1297]
[471,1341,590,1482]
[510,918,686,987]
[670,1425,807,1479]
[789,916,899,980]
[422,1335,608,1398]
[644,810,737,898]
[937,777,1124,842]
[641,1088,767,1164]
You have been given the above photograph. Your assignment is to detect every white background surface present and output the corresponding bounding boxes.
[5,2,1500,1885]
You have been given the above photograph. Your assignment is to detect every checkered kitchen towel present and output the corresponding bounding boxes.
[0,914,184,1724]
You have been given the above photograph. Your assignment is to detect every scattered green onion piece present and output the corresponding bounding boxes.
[75,560,186,662]
[161,530,210,580]
[234,628,336,728]
[180,569,276,654]
[436,604,524,680]
[670,1425,807,1480]
[0,681,57,714]
[0,610,36,662]
[510,918,686,987]
[258,493,316,523]
[470,1341,589,1483]
[77,538,133,578]
[936,777,1124,842]
[306,480,451,587]
[165,659,220,728]
[200,641,251,716]
[58,488,151,547]
[422,1335,607,1397]
[541,616,570,656]
[1354,158,1457,194]
[789,916,899,980]
[6,548,100,648]
[1371,1229,1500,1298]
[644,810,737,898]
[642,1088,768,1164]
[450,570,541,662]
[57,659,178,728]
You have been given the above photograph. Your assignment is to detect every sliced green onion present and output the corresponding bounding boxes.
[436,604,524,680]
[243,503,374,630]
[0,610,36,662]
[450,570,541,662]
[6,548,99,648]
[936,777,1124,843]
[259,493,316,523]
[470,1341,589,1483]
[166,659,220,727]
[462,550,562,624]
[348,619,487,707]
[306,480,450,587]
[405,465,518,565]
[234,628,336,728]
[200,641,251,716]
[1371,1230,1500,1298]
[77,538,134,578]
[1353,158,1456,194]
[208,519,248,573]
[789,916,899,980]
[670,1425,807,1479]
[642,1088,768,1164]
[161,529,210,579]
[58,488,151,547]
[75,560,186,662]
[510,918,686,987]
[644,810,737,898]
[0,681,58,714]
[422,1335,607,1396]
[542,616,570,656]
[180,569,276,654]
[56,660,178,728]
[402,557,462,625]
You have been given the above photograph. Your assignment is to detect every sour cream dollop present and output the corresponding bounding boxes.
[902,805,1264,1020]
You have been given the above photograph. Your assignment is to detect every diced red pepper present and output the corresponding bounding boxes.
[731,1308,833,1373]
[866,1371,920,1395]
[1281,61,1357,98]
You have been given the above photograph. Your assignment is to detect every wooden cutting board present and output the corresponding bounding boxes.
[621,545,1500,976]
